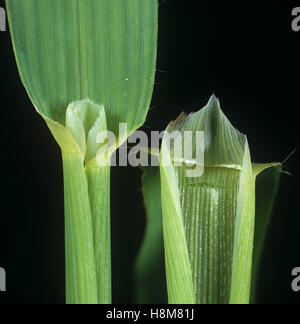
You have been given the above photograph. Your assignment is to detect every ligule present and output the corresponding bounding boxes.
[159,96,281,304]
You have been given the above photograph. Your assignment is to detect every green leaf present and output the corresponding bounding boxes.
[160,96,280,304]
[6,0,158,137]
[135,167,167,304]
[7,0,158,304]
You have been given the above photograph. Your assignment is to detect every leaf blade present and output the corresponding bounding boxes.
[6,0,158,136]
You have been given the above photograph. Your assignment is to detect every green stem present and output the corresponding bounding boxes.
[62,153,98,304]
[86,165,111,304]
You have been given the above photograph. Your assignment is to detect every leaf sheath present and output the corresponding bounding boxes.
[86,165,111,304]
[62,154,98,304]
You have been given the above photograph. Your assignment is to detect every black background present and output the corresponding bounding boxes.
[0,0,298,304]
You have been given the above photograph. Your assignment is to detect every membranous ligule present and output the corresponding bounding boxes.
[162,95,251,304]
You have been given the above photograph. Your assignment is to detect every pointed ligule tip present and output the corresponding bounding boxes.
[203,95,224,133]
[205,94,226,122]
[207,94,221,111]
[205,94,245,137]
[199,95,248,167]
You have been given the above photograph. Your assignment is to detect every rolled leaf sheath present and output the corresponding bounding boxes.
[62,154,98,304]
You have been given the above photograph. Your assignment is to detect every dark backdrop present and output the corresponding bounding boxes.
[0,0,298,304]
